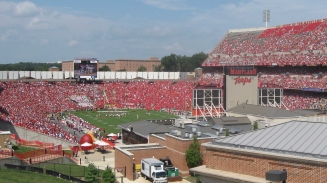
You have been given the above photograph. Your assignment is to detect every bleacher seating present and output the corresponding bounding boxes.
[203,19,327,67]
[0,81,195,142]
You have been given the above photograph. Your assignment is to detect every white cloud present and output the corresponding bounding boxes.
[163,42,181,51]
[68,40,78,47]
[141,0,194,10]
[14,1,40,17]
[0,29,17,42]
[0,1,15,13]
[144,26,172,36]
[26,17,52,30]
[40,38,48,45]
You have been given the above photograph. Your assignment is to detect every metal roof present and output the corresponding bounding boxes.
[211,116,252,125]
[227,104,307,118]
[212,121,327,159]
[118,121,171,138]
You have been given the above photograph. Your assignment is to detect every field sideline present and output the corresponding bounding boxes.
[72,109,178,133]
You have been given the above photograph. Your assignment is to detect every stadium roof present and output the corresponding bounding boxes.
[212,121,327,160]
[227,104,311,118]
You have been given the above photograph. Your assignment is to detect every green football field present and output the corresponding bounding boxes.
[72,109,178,133]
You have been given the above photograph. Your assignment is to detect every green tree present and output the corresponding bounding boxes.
[161,54,180,72]
[185,136,202,168]
[253,121,258,130]
[189,52,208,70]
[225,129,230,136]
[153,64,163,72]
[137,65,147,72]
[102,166,116,183]
[99,65,111,71]
[116,69,126,72]
[85,163,99,183]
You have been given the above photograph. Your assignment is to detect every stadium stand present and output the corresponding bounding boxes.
[197,18,327,110]
[0,81,194,141]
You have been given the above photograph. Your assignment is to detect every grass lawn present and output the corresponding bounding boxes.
[0,169,72,183]
[12,145,37,153]
[72,109,178,133]
[34,163,88,178]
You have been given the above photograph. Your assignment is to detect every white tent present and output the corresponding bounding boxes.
[80,142,92,147]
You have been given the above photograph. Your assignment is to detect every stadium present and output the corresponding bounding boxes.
[1,17,327,183]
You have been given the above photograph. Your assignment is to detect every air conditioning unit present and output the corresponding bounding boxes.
[174,119,193,128]
[185,125,200,134]
[170,130,181,137]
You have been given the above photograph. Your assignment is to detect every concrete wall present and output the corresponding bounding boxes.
[226,75,258,110]
[33,156,76,166]
[0,121,75,148]
[0,156,28,168]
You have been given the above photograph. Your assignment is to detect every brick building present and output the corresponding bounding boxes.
[62,57,161,72]
[113,57,161,72]
[116,118,252,181]
[190,120,327,183]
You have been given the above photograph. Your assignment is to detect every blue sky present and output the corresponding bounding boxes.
[1,0,327,64]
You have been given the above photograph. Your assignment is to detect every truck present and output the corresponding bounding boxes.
[141,158,167,183]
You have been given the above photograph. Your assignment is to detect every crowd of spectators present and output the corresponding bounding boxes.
[98,80,195,110]
[282,91,327,110]
[197,73,224,87]
[257,66,327,89]
[203,19,327,67]
[0,81,194,142]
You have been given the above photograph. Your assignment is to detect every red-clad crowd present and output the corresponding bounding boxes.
[0,81,195,142]
[96,80,194,110]
[282,91,327,110]
[203,19,327,67]
[258,66,327,89]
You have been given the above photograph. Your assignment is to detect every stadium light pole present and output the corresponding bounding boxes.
[263,10,270,27]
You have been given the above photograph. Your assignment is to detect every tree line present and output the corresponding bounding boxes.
[0,52,208,72]
[0,62,62,71]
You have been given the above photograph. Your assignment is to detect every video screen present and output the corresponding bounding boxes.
[74,59,98,78]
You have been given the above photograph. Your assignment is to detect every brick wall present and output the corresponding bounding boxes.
[149,135,166,146]
[62,61,73,72]
[115,135,214,180]
[205,149,327,183]
[114,149,134,180]
[130,147,167,165]
[164,135,214,176]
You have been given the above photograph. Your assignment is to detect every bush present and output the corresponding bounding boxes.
[253,121,258,130]
[185,136,202,168]
[225,129,229,136]
[85,163,98,183]
[102,166,116,183]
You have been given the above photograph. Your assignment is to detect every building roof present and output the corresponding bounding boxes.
[118,121,171,138]
[119,118,254,140]
[211,116,251,125]
[227,104,307,118]
[212,121,327,160]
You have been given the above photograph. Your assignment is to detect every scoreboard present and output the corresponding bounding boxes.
[73,58,98,78]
